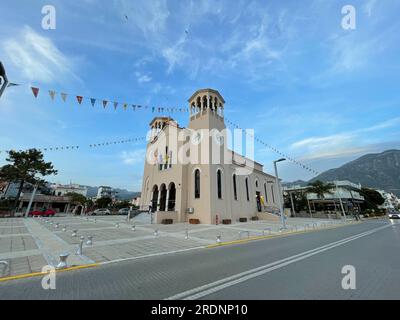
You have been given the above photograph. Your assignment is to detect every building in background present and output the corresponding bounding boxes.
[139,88,280,224]
[50,183,88,197]
[377,190,400,210]
[131,196,141,207]
[283,180,365,217]
[18,193,73,214]
[0,181,9,199]
[97,186,116,200]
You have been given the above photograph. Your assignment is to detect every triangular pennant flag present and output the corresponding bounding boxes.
[61,93,67,102]
[103,100,108,108]
[90,98,96,107]
[48,90,56,100]
[114,102,118,110]
[76,96,83,104]
[31,87,39,98]
[132,104,136,111]
[123,103,127,111]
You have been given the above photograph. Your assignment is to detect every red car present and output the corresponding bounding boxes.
[29,209,56,217]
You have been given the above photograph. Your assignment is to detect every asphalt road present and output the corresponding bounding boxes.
[1,219,399,300]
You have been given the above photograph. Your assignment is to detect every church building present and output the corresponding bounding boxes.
[139,89,281,224]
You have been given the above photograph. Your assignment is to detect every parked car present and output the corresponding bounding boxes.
[92,208,111,216]
[388,211,400,219]
[118,208,130,215]
[29,208,56,217]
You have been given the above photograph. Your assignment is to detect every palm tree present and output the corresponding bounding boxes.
[306,180,335,215]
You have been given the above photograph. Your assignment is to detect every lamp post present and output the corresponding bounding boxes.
[273,158,286,229]
[0,62,9,99]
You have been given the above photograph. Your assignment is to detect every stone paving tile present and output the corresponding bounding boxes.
[189,227,263,242]
[84,236,205,262]
[0,235,38,254]
[57,227,152,245]
[0,226,29,235]
[0,254,48,277]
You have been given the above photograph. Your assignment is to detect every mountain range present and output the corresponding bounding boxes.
[286,149,400,196]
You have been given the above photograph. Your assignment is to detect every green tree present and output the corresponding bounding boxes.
[360,188,385,211]
[65,192,87,206]
[306,180,335,199]
[95,197,112,208]
[0,149,57,212]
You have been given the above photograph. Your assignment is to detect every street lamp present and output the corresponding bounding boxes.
[0,62,9,99]
[273,158,286,229]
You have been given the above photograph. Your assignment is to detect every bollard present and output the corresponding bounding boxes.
[86,236,93,246]
[56,252,69,269]
[55,223,59,229]
[72,230,78,237]
[154,229,159,236]
[185,229,189,240]
[77,237,84,255]
[62,226,67,232]
[238,231,250,239]
[0,261,9,276]
[115,223,120,228]
[131,225,136,231]
[216,235,222,244]
[312,223,317,229]
[262,228,272,236]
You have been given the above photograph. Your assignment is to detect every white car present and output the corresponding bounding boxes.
[93,208,111,216]
[388,211,400,219]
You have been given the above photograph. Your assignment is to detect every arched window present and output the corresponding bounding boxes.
[194,169,200,199]
[264,183,268,203]
[151,185,158,212]
[217,169,222,199]
[245,177,250,201]
[159,184,167,211]
[233,174,237,200]
[255,179,259,188]
[167,183,176,211]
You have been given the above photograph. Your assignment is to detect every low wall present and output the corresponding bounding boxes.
[257,211,280,222]
[154,211,179,224]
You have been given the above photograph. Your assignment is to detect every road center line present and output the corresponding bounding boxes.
[166,223,391,300]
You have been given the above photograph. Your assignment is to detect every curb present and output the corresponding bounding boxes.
[0,263,99,283]
[206,222,361,249]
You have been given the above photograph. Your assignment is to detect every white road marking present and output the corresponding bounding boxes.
[166,223,391,300]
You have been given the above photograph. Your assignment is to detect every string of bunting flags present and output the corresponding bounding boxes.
[0,137,146,155]
[224,117,320,176]
[29,86,189,113]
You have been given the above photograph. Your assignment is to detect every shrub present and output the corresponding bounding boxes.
[239,217,248,222]
[161,219,173,225]
[189,218,200,224]
[222,219,232,225]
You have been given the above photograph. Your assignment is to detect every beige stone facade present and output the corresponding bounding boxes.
[139,89,280,224]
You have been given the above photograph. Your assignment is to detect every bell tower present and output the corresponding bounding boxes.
[188,88,226,131]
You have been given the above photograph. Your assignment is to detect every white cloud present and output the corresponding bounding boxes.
[2,26,80,84]
[135,71,152,83]
[290,117,400,160]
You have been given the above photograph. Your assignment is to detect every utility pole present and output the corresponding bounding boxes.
[274,158,287,229]
[335,181,347,221]
[25,183,39,218]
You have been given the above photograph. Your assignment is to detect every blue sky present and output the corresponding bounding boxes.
[0,0,399,191]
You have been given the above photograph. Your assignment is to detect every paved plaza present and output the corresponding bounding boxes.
[0,213,349,278]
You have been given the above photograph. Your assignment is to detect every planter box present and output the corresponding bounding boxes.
[222,219,232,225]
[250,216,259,221]
[239,218,248,222]
[161,219,173,225]
[189,218,200,224]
